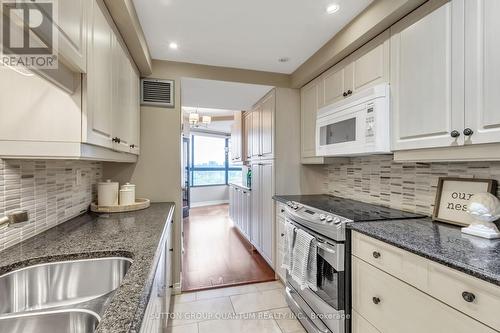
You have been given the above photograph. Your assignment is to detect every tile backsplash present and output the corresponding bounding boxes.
[324,155,500,216]
[0,159,102,251]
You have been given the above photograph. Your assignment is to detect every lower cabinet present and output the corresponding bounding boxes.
[275,202,286,282]
[229,185,251,242]
[140,219,173,333]
[351,231,499,333]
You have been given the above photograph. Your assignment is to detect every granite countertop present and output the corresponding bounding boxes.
[0,202,175,333]
[273,194,424,221]
[348,218,500,286]
[229,181,251,191]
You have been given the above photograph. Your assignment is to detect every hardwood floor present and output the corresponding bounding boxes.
[182,204,276,292]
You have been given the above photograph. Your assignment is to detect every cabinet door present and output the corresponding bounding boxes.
[243,191,251,238]
[85,0,114,148]
[251,107,261,159]
[260,91,275,159]
[465,0,500,145]
[260,162,274,266]
[231,112,243,162]
[323,66,346,106]
[229,186,234,220]
[275,217,286,281]
[391,1,465,151]
[352,32,390,92]
[57,0,88,72]
[129,67,141,154]
[251,165,261,249]
[112,39,132,152]
[300,80,319,158]
[244,113,252,160]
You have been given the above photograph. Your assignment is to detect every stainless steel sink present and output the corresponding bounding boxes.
[0,257,132,315]
[0,309,100,333]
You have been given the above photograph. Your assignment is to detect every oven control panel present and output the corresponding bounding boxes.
[285,201,344,225]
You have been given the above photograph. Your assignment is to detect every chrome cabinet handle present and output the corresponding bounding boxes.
[450,130,460,138]
[372,251,381,259]
[372,297,381,305]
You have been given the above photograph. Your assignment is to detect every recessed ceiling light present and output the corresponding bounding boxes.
[326,4,340,14]
[169,42,178,50]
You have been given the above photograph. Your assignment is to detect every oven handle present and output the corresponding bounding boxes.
[316,241,336,254]
[286,286,331,333]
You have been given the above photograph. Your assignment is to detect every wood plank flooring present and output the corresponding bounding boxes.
[182,204,276,292]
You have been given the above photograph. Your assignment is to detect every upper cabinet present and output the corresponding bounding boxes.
[391,0,465,151]
[243,112,252,161]
[57,0,88,72]
[0,0,140,161]
[249,90,275,160]
[464,0,500,145]
[84,0,114,149]
[230,111,243,163]
[300,31,390,163]
[392,0,500,156]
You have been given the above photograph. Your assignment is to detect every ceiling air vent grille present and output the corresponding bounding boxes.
[141,79,174,108]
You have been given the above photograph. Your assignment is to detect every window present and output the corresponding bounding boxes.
[190,134,242,186]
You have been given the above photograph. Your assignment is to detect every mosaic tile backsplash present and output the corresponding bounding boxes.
[324,155,500,216]
[0,159,102,251]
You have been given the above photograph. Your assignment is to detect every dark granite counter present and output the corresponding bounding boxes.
[0,202,175,333]
[273,194,424,221]
[348,218,500,286]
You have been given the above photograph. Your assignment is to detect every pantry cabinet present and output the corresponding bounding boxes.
[249,90,275,160]
[251,161,274,266]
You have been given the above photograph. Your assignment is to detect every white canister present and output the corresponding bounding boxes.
[120,183,136,201]
[98,180,119,206]
[119,189,135,206]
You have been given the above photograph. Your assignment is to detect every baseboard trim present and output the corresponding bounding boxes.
[190,200,229,208]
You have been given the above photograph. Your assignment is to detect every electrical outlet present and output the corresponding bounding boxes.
[75,169,82,186]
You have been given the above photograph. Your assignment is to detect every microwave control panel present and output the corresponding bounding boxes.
[365,103,375,143]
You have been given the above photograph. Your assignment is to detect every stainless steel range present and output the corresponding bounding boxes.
[281,196,424,333]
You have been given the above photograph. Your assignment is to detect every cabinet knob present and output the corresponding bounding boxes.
[347,89,353,95]
[281,209,285,213]
[372,251,381,259]
[130,144,136,148]
[112,137,121,143]
[281,233,285,237]
[343,92,348,97]
[462,291,476,303]
[372,297,381,305]
[463,128,474,136]
[450,130,460,138]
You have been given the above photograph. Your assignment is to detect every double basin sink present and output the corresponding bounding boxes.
[0,257,132,333]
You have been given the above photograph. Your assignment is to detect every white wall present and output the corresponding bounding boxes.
[190,185,229,207]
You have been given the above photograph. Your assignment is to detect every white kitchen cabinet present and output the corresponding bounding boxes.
[322,64,351,107]
[129,64,141,155]
[260,92,275,159]
[275,203,286,282]
[301,80,319,159]
[250,161,274,266]
[391,0,465,151]
[251,109,261,159]
[84,0,114,149]
[464,0,500,145]
[230,112,243,162]
[229,185,252,242]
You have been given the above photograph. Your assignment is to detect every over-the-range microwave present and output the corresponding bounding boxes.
[316,83,391,157]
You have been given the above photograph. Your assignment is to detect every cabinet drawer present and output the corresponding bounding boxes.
[351,310,380,333]
[351,231,428,290]
[427,261,500,330]
[352,256,496,333]
[276,203,286,219]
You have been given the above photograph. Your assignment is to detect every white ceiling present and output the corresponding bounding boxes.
[133,0,373,73]
[181,78,273,110]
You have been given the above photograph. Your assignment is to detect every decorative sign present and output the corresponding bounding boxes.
[433,177,498,226]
